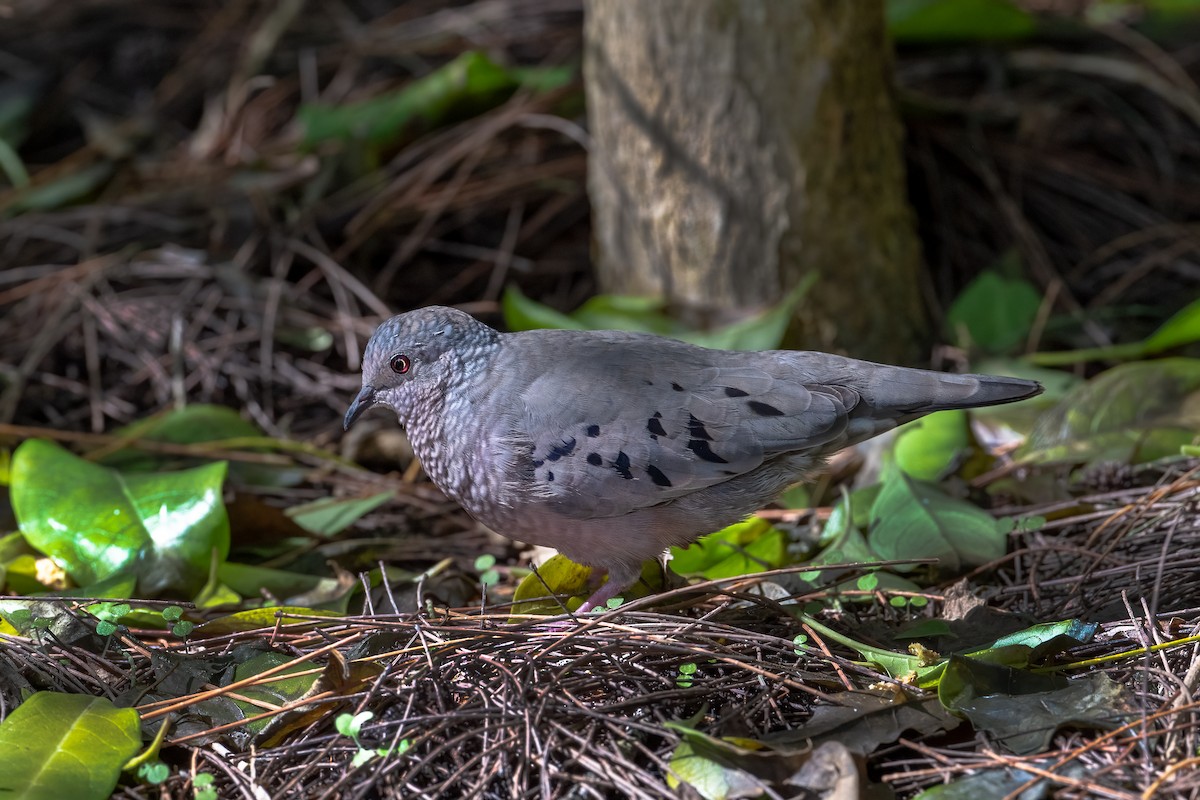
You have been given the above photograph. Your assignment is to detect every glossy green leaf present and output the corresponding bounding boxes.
[0,691,141,800]
[888,0,1038,42]
[670,518,785,580]
[285,490,394,536]
[869,470,1006,572]
[11,439,229,595]
[892,411,973,480]
[945,268,1042,353]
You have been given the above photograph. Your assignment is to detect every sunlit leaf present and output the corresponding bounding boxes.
[670,518,786,580]
[12,439,229,596]
[892,410,973,481]
[0,692,141,800]
[510,554,660,615]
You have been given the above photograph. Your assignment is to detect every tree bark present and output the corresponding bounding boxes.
[584,0,926,364]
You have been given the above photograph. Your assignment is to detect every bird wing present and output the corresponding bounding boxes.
[501,332,860,520]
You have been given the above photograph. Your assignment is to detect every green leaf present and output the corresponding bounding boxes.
[198,606,342,635]
[216,562,352,607]
[502,274,815,352]
[945,267,1042,354]
[6,162,115,215]
[887,0,1038,42]
[509,554,660,615]
[11,439,229,595]
[299,51,572,148]
[892,411,973,481]
[1143,295,1200,353]
[676,275,815,351]
[869,470,1006,572]
[501,285,586,332]
[1020,359,1200,466]
[284,491,394,537]
[95,405,302,487]
[942,661,1130,754]
[0,691,142,800]
[669,518,785,580]
[1029,296,1200,366]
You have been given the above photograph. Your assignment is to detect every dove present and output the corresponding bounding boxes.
[344,306,1042,612]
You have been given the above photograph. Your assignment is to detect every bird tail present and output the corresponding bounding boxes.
[869,369,1043,416]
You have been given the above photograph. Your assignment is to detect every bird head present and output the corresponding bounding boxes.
[343,306,498,430]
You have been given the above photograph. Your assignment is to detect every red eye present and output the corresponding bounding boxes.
[389,354,411,374]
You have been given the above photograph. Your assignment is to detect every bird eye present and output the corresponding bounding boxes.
[389,354,411,374]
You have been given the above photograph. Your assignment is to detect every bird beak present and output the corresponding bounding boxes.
[343,385,376,430]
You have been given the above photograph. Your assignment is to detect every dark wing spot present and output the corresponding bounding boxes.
[687,439,728,464]
[586,452,602,466]
[724,387,749,398]
[586,424,601,437]
[547,470,555,481]
[613,451,633,479]
[672,382,684,392]
[532,459,544,468]
[747,400,785,417]
[646,464,672,487]
[545,437,577,461]
[687,413,713,441]
[647,416,667,437]
[644,379,654,386]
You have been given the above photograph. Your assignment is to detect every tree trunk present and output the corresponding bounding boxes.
[584,0,927,364]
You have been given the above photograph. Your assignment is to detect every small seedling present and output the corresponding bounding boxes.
[474,554,500,587]
[337,711,411,768]
[676,662,698,688]
[590,596,625,613]
[137,761,170,785]
[792,634,809,656]
[91,602,131,637]
[856,573,879,593]
[193,772,216,800]
[162,605,194,638]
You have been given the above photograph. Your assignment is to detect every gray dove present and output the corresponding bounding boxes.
[344,306,1042,612]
